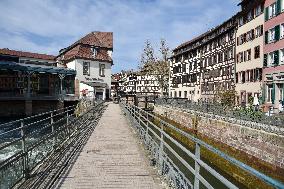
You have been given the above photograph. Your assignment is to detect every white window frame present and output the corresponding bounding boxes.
[83,62,90,76]
[279,86,283,101]
[268,52,275,66]
[271,3,277,18]
[280,48,284,65]
[267,85,273,103]
[269,28,275,43]
[281,23,284,39]
[99,63,105,77]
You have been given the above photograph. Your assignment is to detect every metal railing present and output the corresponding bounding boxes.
[121,102,284,189]
[155,98,284,133]
[0,102,104,189]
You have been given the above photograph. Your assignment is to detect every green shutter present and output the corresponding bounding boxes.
[275,25,280,41]
[274,50,279,65]
[262,84,266,104]
[265,7,269,21]
[264,54,268,67]
[265,31,269,44]
[277,0,281,14]
[272,83,275,104]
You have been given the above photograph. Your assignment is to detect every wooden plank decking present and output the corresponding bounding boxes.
[53,103,164,189]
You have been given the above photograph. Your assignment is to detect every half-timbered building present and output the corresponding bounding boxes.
[170,15,237,102]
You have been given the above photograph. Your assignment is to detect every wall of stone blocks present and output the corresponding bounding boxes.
[154,105,284,169]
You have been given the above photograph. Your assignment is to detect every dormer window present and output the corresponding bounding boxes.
[92,47,98,57]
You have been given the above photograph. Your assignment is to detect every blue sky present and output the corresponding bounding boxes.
[0,0,240,73]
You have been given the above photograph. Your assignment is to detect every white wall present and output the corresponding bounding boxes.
[74,59,111,89]
[66,59,112,99]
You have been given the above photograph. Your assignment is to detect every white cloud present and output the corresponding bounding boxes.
[0,0,239,72]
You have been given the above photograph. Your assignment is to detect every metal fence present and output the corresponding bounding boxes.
[121,102,284,189]
[156,98,284,129]
[0,102,104,189]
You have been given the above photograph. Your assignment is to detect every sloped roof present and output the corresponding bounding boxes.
[0,48,56,61]
[58,45,112,63]
[57,31,113,64]
[74,31,113,49]
[59,31,113,55]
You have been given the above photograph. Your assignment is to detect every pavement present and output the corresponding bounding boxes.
[55,103,164,189]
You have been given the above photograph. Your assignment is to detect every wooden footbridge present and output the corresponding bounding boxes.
[0,102,283,189]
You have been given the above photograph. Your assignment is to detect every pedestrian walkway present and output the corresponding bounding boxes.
[54,103,164,189]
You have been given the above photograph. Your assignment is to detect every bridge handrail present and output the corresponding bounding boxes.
[0,101,104,189]
[121,102,284,189]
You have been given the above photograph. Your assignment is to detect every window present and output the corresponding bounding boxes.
[268,52,275,66]
[280,49,284,64]
[83,62,90,75]
[281,23,284,39]
[247,49,251,61]
[267,85,273,103]
[179,91,182,97]
[255,4,262,16]
[184,91,187,98]
[269,28,275,43]
[239,17,244,26]
[254,46,260,59]
[269,3,277,18]
[99,64,105,77]
[279,84,283,101]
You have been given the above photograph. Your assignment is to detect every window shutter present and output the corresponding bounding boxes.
[274,50,279,65]
[272,83,275,104]
[264,54,268,67]
[277,0,281,14]
[265,31,269,44]
[275,25,280,41]
[265,7,269,21]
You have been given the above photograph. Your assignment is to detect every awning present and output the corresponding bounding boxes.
[0,61,76,75]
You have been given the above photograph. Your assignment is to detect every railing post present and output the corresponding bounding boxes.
[146,112,149,136]
[194,143,201,189]
[66,109,69,125]
[159,120,164,170]
[51,112,56,150]
[20,121,29,179]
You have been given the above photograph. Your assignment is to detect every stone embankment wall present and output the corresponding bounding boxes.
[154,105,284,169]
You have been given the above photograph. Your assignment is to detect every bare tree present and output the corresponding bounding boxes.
[140,39,170,96]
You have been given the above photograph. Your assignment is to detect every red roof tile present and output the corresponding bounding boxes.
[58,45,112,63]
[75,32,113,49]
[0,48,56,61]
[58,31,113,64]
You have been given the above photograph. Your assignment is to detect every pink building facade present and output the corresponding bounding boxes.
[263,0,284,113]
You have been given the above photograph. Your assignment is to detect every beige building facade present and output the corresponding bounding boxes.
[235,0,265,105]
